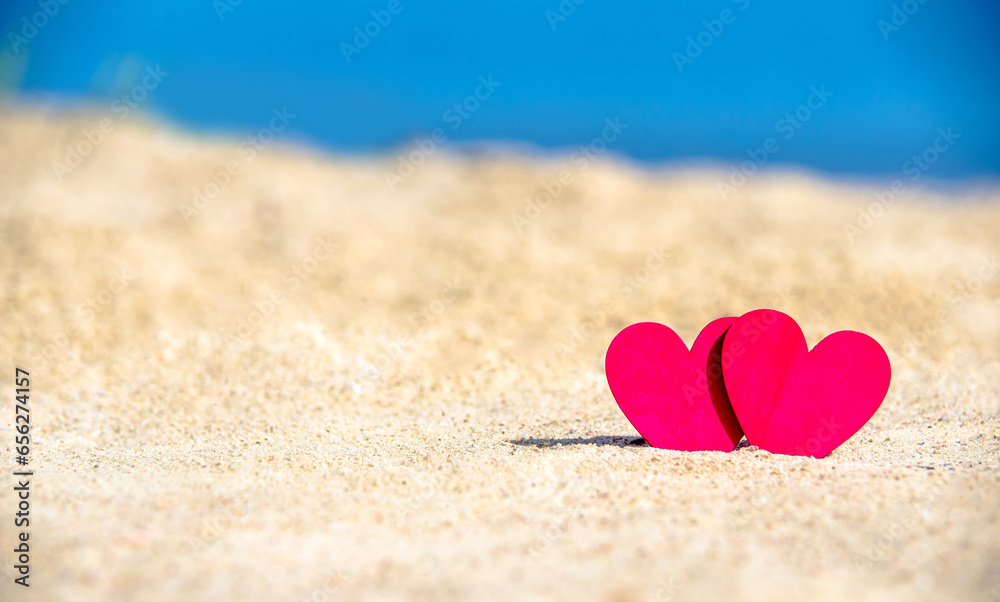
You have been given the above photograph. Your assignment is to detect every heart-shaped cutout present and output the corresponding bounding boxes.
[605,319,744,451]
[722,309,891,457]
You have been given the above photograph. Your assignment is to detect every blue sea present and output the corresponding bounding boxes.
[1,0,998,178]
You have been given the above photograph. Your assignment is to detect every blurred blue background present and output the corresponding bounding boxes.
[2,0,998,178]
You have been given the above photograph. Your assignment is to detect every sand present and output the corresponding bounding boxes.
[0,107,999,601]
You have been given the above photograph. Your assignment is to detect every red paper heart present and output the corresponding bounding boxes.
[605,319,744,451]
[722,309,891,457]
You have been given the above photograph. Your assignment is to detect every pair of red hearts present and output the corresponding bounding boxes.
[605,309,891,457]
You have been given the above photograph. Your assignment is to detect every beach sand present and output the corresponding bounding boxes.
[1,109,999,601]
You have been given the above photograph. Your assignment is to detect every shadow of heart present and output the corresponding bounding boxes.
[509,435,648,448]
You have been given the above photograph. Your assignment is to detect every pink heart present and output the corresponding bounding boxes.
[605,319,744,451]
[722,309,891,457]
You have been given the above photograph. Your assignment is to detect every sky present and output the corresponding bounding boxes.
[2,0,999,178]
